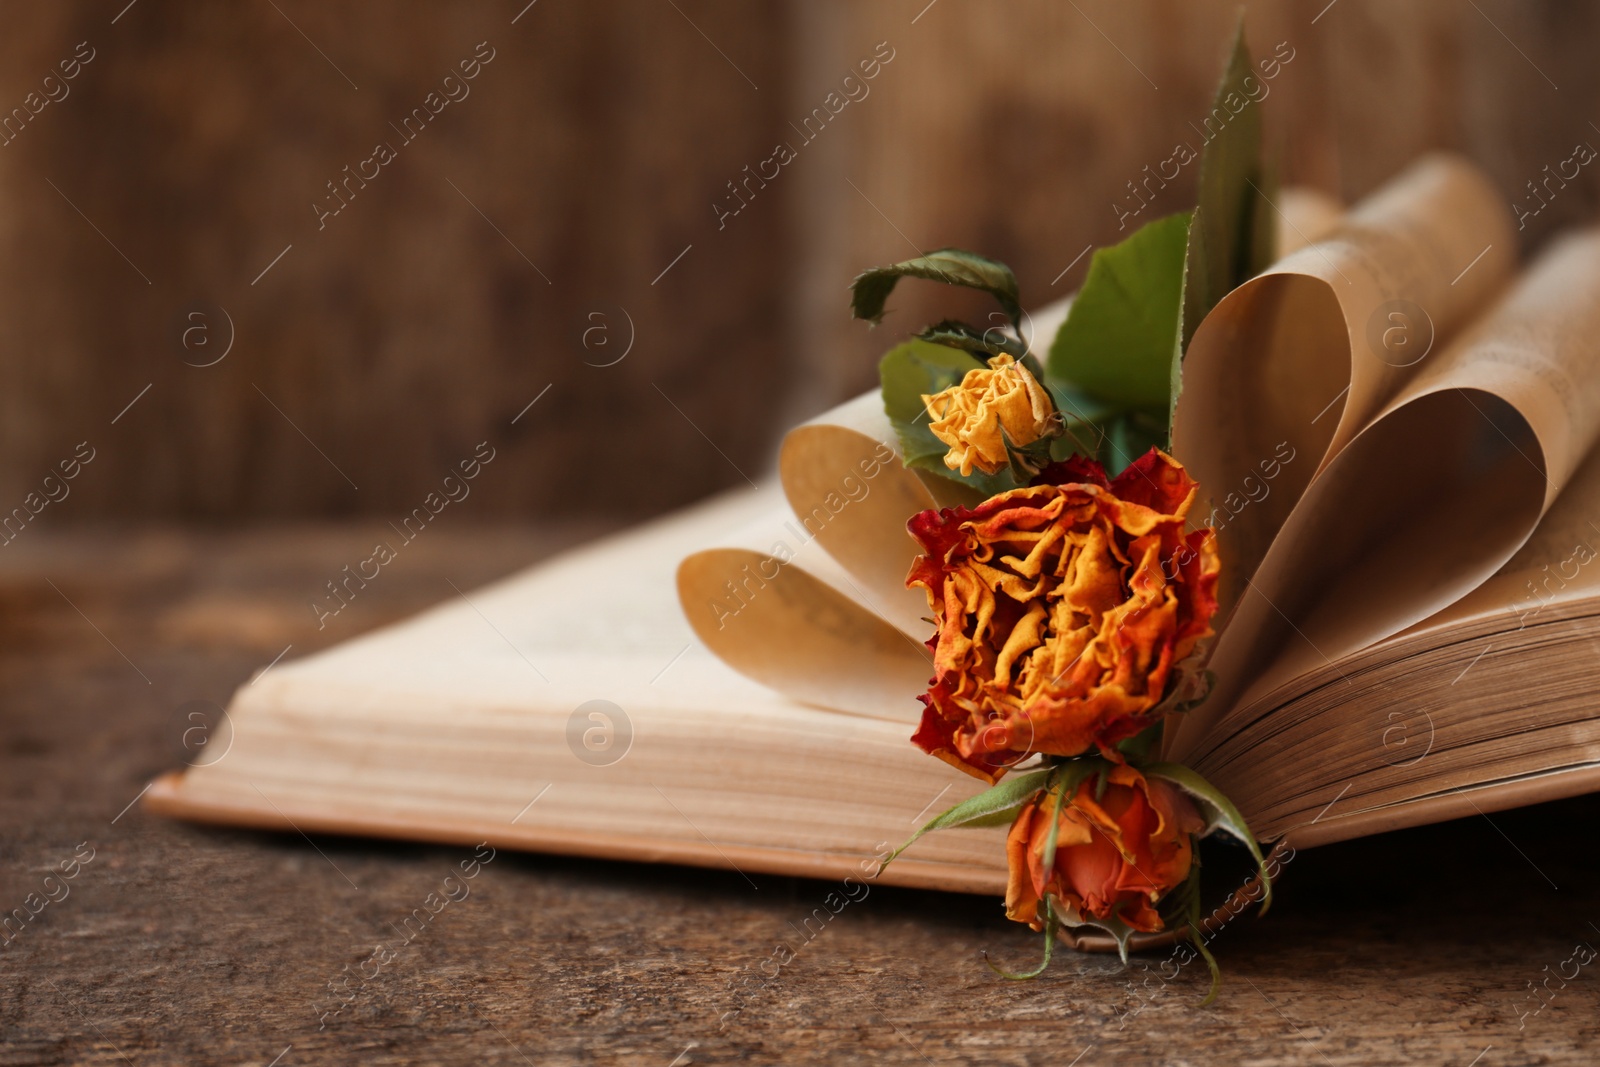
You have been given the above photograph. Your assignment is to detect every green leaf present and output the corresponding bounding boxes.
[1044,381,1117,428]
[882,766,1053,869]
[1249,155,1281,281]
[878,340,1014,496]
[917,319,1027,359]
[1047,211,1192,414]
[1106,411,1168,476]
[852,249,1022,329]
[1183,17,1275,352]
[1169,250,1193,437]
[1144,761,1272,915]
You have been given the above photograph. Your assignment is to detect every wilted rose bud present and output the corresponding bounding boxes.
[1005,765,1202,933]
[921,354,1054,476]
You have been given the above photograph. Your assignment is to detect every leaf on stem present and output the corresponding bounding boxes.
[881,766,1055,870]
[1144,761,1272,915]
[852,249,1023,330]
[1183,16,1277,351]
[1048,211,1193,414]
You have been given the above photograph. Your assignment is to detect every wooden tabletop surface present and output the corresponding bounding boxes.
[1,525,1596,1066]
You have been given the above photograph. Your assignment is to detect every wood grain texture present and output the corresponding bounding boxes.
[1,527,1597,1064]
[0,1,1594,521]
[0,0,792,521]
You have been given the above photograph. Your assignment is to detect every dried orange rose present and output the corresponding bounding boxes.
[922,354,1054,477]
[907,449,1219,781]
[1005,765,1203,933]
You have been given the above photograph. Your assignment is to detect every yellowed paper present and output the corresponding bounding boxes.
[1172,228,1600,763]
[775,391,952,636]
[1406,424,1600,637]
[1173,155,1514,610]
[676,492,934,719]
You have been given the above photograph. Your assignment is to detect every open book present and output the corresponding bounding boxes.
[148,154,1600,896]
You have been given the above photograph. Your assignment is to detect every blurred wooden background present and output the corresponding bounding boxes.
[0,0,1593,521]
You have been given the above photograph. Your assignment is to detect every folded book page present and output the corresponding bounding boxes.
[1172,155,1513,609]
[1173,227,1600,766]
[674,486,934,720]
[1422,433,1600,632]
[676,392,953,720]
[1165,154,1523,758]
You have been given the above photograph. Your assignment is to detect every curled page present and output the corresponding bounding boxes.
[1172,154,1515,610]
[1164,154,1515,756]
[678,391,969,718]
[1440,423,1600,627]
[1172,228,1600,763]
[775,391,956,637]
[676,491,934,720]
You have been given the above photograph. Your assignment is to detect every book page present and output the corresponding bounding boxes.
[676,391,964,715]
[1162,156,1515,757]
[774,390,960,637]
[1172,155,1514,611]
[1404,424,1600,637]
[676,494,934,720]
[1172,228,1600,762]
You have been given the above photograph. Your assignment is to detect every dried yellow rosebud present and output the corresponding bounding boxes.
[921,354,1055,477]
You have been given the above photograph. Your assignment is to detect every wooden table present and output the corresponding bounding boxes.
[1,526,1596,1065]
